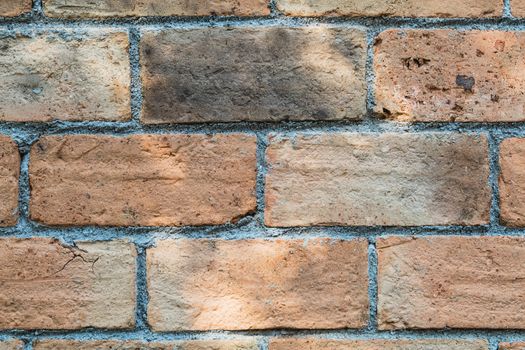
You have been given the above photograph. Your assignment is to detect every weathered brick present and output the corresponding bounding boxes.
[374,30,525,122]
[499,138,525,226]
[30,134,256,226]
[0,30,130,122]
[34,340,258,350]
[512,0,525,16]
[276,0,501,17]
[265,133,490,227]
[378,236,525,329]
[140,27,366,123]
[500,343,525,350]
[0,136,19,226]
[44,0,269,17]
[0,238,136,330]
[270,339,489,350]
[0,0,31,16]
[147,238,369,330]
[0,340,24,350]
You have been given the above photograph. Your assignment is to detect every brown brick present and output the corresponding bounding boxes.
[265,133,490,227]
[270,339,489,350]
[0,238,136,330]
[29,134,256,226]
[276,0,501,17]
[0,0,31,16]
[0,30,130,122]
[0,340,24,350]
[500,343,525,350]
[0,136,19,226]
[34,340,258,350]
[378,236,525,329]
[512,0,525,16]
[499,138,525,226]
[374,30,525,122]
[44,0,269,17]
[140,27,366,123]
[147,238,369,330]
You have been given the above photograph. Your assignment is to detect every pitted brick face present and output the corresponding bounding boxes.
[269,339,489,350]
[0,0,31,16]
[0,136,19,227]
[500,343,525,350]
[33,340,259,350]
[0,340,24,350]
[499,138,525,227]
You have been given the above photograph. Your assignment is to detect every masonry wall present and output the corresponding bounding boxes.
[1,0,525,349]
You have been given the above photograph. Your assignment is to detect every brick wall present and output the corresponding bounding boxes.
[1,1,525,349]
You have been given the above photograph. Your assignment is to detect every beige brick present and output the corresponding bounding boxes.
[140,27,366,123]
[0,30,130,122]
[0,238,136,330]
[0,340,24,350]
[33,339,258,350]
[378,236,525,329]
[499,138,525,226]
[147,239,369,330]
[512,0,525,16]
[265,133,490,227]
[0,136,19,226]
[270,339,489,350]
[0,0,31,16]
[499,343,525,350]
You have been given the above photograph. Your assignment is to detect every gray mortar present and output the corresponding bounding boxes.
[0,3,525,349]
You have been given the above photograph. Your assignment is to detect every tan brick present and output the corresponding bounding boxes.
[0,238,136,330]
[374,30,525,122]
[512,0,525,16]
[0,340,24,350]
[378,236,525,329]
[265,133,490,227]
[34,340,258,350]
[499,138,525,226]
[0,0,31,16]
[0,136,19,226]
[140,27,366,123]
[270,339,489,350]
[0,30,130,122]
[30,134,256,226]
[276,0,501,17]
[147,238,369,330]
[500,343,525,350]
[44,0,269,17]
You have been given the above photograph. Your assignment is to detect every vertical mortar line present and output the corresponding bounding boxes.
[488,337,500,350]
[255,133,269,226]
[17,148,31,227]
[23,338,32,350]
[503,0,513,18]
[268,0,279,16]
[259,336,270,350]
[367,237,378,330]
[31,0,44,18]
[135,243,150,330]
[129,27,144,127]
[488,132,502,229]
[364,28,380,122]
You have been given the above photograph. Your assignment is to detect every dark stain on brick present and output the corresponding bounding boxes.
[455,75,475,92]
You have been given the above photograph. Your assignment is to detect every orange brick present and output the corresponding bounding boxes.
[499,138,525,226]
[0,136,19,226]
[0,0,31,16]
[33,340,258,350]
[270,339,489,350]
[0,340,24,350]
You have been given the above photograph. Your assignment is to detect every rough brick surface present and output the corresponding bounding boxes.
[0,340,24,350]
[499,138,525,226]
[0,136,19,226]
[147,239,369,330]
[0,0,31,16]
[0,30,130,122]
[44,0,269,17]
[270,339,489,350]
[377,236,525,329]
[276,0,501,17]
[374,30,525,122]
[265,133,490,227]
[140,27,366,123]
[34,340,258,350]
[500,343,525,350]
[29,134,256,226]
[0,238,136,330]
[512,0,525,16]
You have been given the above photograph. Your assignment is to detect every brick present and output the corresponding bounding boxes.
[0,238,136,330]
[0,136,19,226]
[33,340,258,350]
[265,133,490,227]
[0,340,24,350]
[270,339,489,350]
[44,0,269,17]
[29,134,256,226]
[0,30,130,122]
[499,138,525,226]
[276,0,501,17]
[512,0,525,16]
[374,30,525,122]
[377,236,525,329]
[147,238,369,330]
[0,0,31,16]
[500,343,525,350]
[140,27,366,123]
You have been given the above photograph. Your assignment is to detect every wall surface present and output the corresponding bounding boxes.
[1,0,525,349]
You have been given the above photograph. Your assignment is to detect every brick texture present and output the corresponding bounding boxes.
[276,0,501,17]
[140,27,366,123]
[265,133,490,227]
[147,238,369,330]
[0,136,19,226]
[0,340,24,350]
[0,30,130,122]
[269,339,489,350]
[43,0,270,17]
[29,134,256,226]
[0,0,31,16]
[377,236,525,329]
[374,30,525,122]
[33,340,258,350]
[500,343,525,350]
[512,0,525,16]
[0,238,136,330]
[499,138,525,226]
